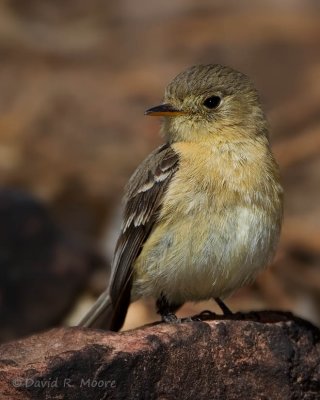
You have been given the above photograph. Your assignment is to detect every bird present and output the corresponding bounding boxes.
[79,64,283,331]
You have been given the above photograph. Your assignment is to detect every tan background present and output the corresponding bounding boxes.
[0,0,319,336]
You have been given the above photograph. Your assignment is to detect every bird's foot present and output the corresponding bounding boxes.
[214,297,233,316]
[162,313,181,324]
[191,310,217,321]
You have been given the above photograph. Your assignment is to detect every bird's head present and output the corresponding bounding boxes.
[145,64,268,144]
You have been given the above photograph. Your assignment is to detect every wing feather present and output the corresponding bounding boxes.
[108,143,179,330]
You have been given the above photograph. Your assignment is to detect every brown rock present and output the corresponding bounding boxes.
[0,311,319,399]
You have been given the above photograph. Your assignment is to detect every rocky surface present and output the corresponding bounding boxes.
[0,311,319,399]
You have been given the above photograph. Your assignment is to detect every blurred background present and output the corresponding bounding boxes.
[0,0,319,343]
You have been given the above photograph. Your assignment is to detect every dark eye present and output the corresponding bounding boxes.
[203,96,221,109]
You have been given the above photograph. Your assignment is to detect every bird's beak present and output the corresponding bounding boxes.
[144,103,185,116]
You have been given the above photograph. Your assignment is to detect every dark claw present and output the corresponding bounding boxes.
[162,313,181,323]
[215,298,233,316]
[191,310,217,321]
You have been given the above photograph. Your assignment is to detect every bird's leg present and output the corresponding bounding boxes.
[214,297,233,316]
[156,293,182,323]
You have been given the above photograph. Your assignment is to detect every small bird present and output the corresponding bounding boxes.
[79,64,283,331]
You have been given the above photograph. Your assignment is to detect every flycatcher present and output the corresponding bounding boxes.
[80,64,283,331]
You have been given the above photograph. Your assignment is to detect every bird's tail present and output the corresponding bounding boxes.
[78,291,114,330]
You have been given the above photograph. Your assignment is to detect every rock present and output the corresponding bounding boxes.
[0,311,319,399]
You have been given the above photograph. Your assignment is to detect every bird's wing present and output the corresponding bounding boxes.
[109,143,180,330]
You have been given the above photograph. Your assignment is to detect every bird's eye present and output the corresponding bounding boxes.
[203,96,221,109]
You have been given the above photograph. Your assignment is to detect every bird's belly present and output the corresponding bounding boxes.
[132,204,278,304]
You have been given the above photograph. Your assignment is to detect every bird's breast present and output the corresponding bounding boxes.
[132,140,282,303]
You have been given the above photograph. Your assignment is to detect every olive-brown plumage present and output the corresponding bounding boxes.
[79,64,283,331]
